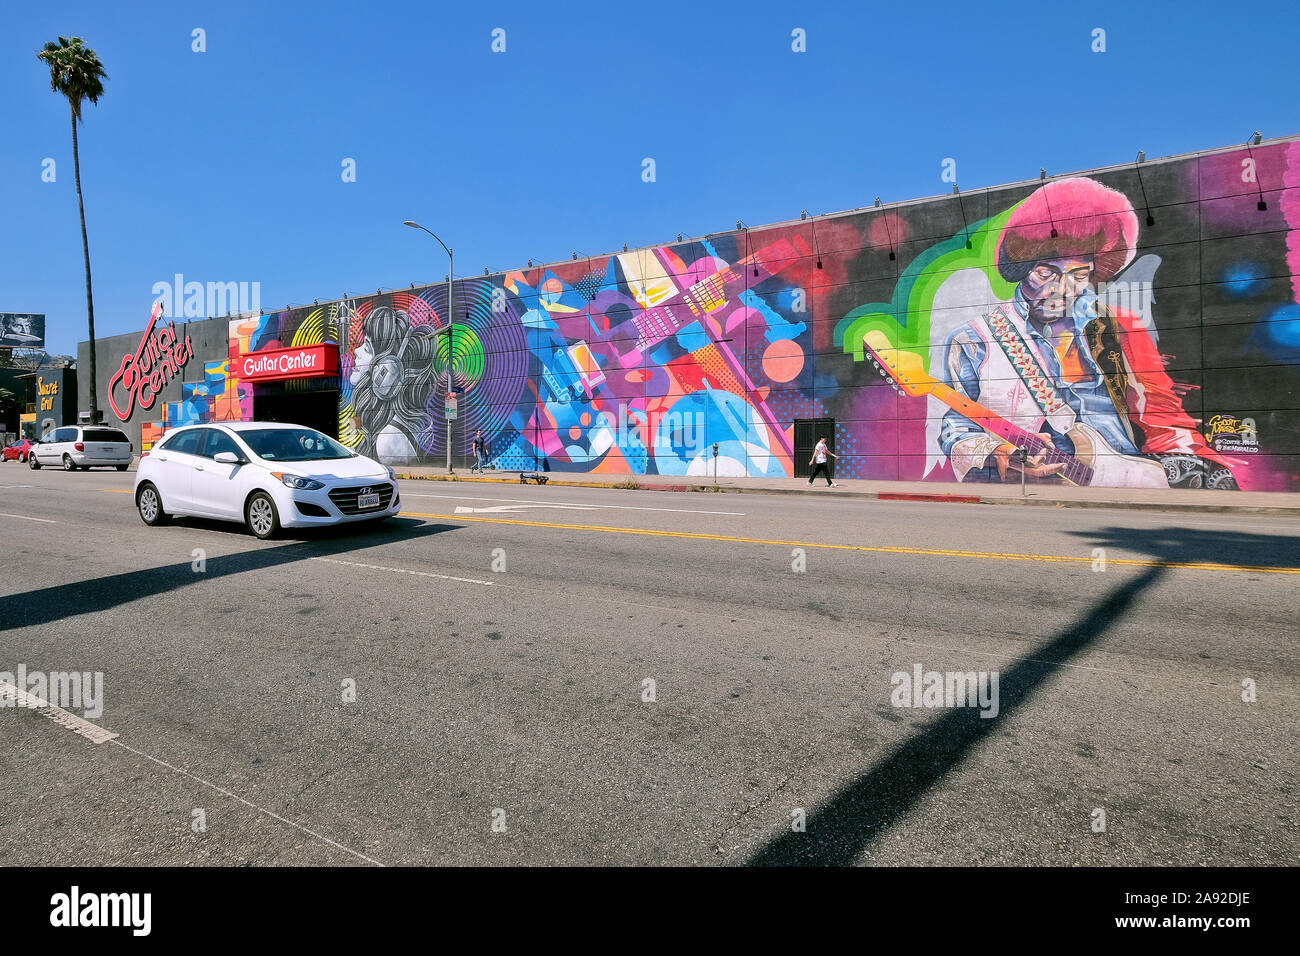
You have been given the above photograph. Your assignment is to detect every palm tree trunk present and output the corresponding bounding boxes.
[71,105,98,423]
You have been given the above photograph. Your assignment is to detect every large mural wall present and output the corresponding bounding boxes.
[174,138,1300,491]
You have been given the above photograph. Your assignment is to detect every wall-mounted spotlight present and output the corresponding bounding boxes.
[1136,150,1146,163]
[800,210,808,220]
[1252,131,1262,145]
[874,197,881,207]
[483,268,490,275]
[677,233,683,241]
[1040,168,1047,180]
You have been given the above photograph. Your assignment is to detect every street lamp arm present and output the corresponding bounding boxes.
[403,221,452,261]
[402,218,456,475]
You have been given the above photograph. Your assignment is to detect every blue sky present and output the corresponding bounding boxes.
[3,0,1297,356]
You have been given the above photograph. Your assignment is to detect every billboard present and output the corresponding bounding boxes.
[0,313,46,349]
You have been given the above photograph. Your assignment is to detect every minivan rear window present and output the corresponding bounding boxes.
[84,429,129,442]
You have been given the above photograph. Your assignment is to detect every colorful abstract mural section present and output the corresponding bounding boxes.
[140,360,252,448]
[165,138,1300,490]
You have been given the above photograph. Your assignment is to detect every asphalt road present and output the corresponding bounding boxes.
[1,464,1296,866]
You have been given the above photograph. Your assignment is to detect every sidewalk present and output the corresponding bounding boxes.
[391,466,1300,516]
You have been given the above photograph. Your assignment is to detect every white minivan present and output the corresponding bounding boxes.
[29,425,134,471]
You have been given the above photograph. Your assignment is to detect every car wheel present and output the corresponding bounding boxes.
[62,454,77,472]
[245,492,280,540]
[136,482,172,526]
[29,453,40,470]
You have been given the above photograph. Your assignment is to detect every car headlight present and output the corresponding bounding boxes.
[272,472,325,490]
[385,466,396,480]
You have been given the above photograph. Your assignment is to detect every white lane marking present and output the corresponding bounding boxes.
[109,739,384,866]
[0,511,58,523]
[2,685,383,865]
[401,491,744,516]
[0,484,33,490]
[310,555,498,586]
[453,503,597,515]
[0,680,118,744]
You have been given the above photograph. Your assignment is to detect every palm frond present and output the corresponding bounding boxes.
[37,35,108,121]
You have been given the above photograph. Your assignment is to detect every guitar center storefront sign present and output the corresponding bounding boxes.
[237,344,339,382]
[108,303,194,421]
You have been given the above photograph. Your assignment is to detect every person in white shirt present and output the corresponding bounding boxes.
[808,436,836,487]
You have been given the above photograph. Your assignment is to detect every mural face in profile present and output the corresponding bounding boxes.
[346,304,436,461]
[157,139,1300,491]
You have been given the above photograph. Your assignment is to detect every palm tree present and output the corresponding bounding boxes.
[37,37,107,423]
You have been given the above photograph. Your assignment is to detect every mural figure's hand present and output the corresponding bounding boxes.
[992,434,1066,481]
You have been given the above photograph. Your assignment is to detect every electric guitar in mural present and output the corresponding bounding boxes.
[610,235,812,368]
[862,331,1169,488]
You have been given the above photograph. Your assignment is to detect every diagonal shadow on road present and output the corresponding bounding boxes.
[745,564,1166,866]
[0,518,459,632]
[744,524,1300,866]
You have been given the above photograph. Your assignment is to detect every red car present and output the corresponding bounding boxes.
[3,439,36,462]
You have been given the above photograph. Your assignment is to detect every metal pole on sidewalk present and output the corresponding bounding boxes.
[403,220,455,474]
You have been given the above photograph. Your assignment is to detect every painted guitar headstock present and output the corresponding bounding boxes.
[862,331,936,398]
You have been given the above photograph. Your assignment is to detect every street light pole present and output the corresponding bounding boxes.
[404,221,455,474]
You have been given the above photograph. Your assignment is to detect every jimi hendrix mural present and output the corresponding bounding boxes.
[147,138,1300,490]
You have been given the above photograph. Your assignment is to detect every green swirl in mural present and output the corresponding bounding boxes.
[433,323,485,390]
[834,205,1020,365]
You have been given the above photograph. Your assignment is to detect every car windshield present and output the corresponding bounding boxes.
[239,428,356,462]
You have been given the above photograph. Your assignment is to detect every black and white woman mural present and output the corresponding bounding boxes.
[344,302,437,462]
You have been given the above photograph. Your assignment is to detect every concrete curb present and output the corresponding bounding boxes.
[392,472,1300,517]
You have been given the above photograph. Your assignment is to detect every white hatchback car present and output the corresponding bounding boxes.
[30,425,134,471]
[134,422,401,539]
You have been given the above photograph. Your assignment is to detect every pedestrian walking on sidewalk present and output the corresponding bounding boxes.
[808,436,837,487]
[471,431,488,474]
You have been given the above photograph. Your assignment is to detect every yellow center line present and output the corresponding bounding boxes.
[102,488,132,494]
[398,510,1300,575]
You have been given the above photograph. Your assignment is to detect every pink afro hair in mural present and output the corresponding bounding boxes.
[997,177,1138,284]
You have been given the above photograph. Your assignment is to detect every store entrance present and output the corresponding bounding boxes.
[253,390,339,439]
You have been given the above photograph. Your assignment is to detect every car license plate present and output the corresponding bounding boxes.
[357,493,380,509]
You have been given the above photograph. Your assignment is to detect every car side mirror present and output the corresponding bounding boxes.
[213,451,244,465]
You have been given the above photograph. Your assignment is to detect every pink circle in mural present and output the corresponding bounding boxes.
[763,339,804,383]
